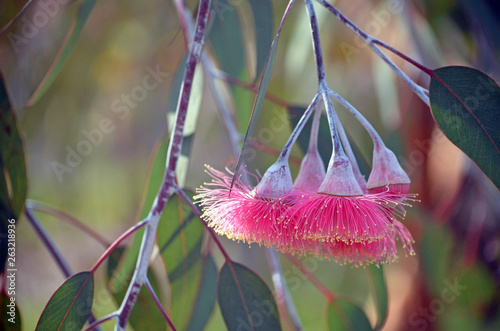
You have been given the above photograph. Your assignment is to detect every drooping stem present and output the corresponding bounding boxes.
[316,0,430,105]
[332,109,366,189]
[328,89,385,152]
[24,208,73,279]
[278,94,320,162]
[267,249,303,331]
[27,200,111,247]
[115,0,212,329]
[304,0,343,156]
[308,102,322,152]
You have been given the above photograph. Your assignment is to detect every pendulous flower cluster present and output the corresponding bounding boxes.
[195,98,416,266]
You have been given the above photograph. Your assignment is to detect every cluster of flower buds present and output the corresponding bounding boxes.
[195,96,416,266]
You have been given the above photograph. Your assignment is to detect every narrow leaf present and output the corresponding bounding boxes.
[157,192,207,330]
[0,291,22,331]
[328,300,373,331]
[0,74,27,218]
[367,265,388,330]
[218,262,281,331]
[208,0,245,77]
[232,33,280,184]
[36,272,94,331]
[27,0,97,106]
[185,256,218,331]
[0,74,27,273]
[429,66,500,190]
[247,0,273,79]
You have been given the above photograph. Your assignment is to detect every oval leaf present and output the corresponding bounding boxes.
[218,262,281,331]
[429,66,500,190]
[328,300,373,331]
[36,271,94,331]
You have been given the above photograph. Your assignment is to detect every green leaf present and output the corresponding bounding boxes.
[106,247,167,331]
[218,262,281,331]
[185,256,218,331]
[247,0,273,79]
[157,192,211,330]
[0,75,27,219]
[0,291,22,331]
[232,32,280,183]
[367,266,388,330]
[328,300,373,331]
[36,272,94,331]
[0,74,27,273]
[208,0,245,77]
[27,0,96,106]
[429,66,500,190]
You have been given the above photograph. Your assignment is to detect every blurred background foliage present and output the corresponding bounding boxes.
[0,0,499,330]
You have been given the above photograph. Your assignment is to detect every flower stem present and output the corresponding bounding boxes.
[115,0,212,329]
[304,0,343,156]
[328,89,385,151]
[278,94,320,162]
[316,0,430,105]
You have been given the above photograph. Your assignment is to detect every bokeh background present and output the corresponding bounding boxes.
[0,0,499,330]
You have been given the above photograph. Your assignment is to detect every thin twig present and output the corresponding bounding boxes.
[144,278,177,331]
[114,0,212,329]
[26,200,111,247]
[315,0,430,105]
[82,312,118,331]
[25,208,102,331]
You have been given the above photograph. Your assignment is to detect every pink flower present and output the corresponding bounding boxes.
[195,163,294,246]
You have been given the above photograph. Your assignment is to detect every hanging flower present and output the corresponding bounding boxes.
[195,162,295,246]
